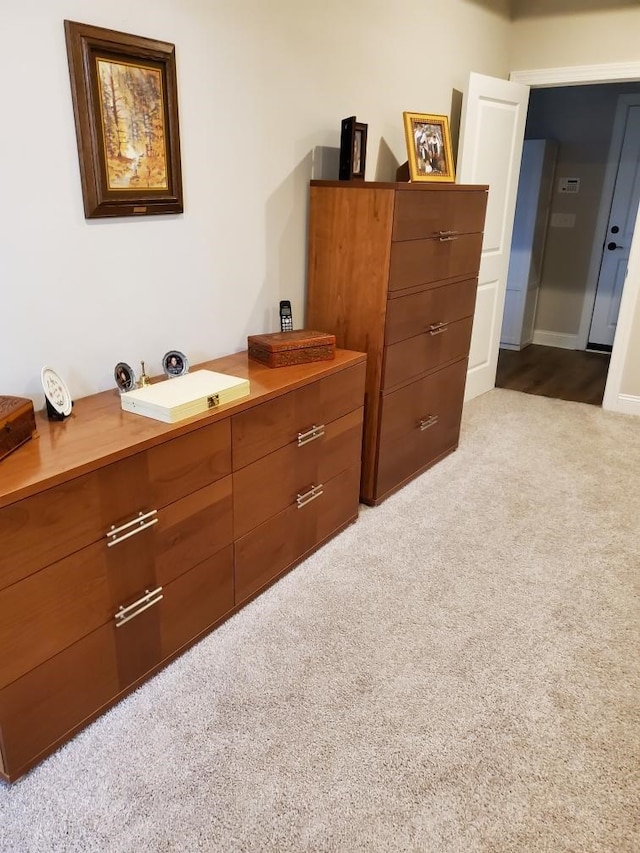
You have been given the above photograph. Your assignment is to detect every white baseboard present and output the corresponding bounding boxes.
[499,338,534,352]
[532,330,579,350]
[603,393,640,416]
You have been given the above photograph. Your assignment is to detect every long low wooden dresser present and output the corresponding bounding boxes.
[0,349,366,782]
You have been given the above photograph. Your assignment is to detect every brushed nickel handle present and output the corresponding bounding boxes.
[115,587,163,627]
[419,415,438,431]
[438,235,459,242]
[107,509,158,547]
[296,483,324,508]
[298,424,325,447]
[437,230,459,237]
[428,322,449,336]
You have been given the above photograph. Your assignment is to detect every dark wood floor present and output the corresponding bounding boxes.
[496,344,610,406]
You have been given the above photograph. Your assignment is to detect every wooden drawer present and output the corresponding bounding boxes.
[392,189,488,242]
[376,359,468,500]
[147,419,231,508]
[383,317,473,390]
[385,279,477,346]
[158,545,234,658]
[232,362,365,469]
[0,548,234,778]
[233,408,363,538]
[0,478,233,689]
[0,623,119,777]
[0,419,232,592]
[112,547,234,690]
[234,464,360,604]
[155,476,233,587]
[0,541,113,690]
[388,233,483,292]
[0,472,106,592]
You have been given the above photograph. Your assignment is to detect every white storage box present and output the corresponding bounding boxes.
[121,370,250,423]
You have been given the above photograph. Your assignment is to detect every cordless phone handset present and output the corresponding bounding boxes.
[279,300,293,332]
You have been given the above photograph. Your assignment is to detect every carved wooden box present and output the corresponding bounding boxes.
[247,330,336,368]
[0,396,37,462]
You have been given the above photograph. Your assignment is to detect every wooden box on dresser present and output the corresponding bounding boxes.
[306,180,488,506]
[0,349,365,782]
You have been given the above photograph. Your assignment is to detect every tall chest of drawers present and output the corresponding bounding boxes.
[306,180,488,505]
[0,349,365,782]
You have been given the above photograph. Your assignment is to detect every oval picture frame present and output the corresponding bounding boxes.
[114,362,136,393]
[162,350,189,378]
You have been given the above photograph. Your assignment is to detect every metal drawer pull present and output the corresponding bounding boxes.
[115,587,163,627]
[427,322,448,335]
[439,235,459,242]
[296,483,324,509]
[419,415,438,431]
[437,230,459,237]
[298,424,325,446]
[106,509,158,547]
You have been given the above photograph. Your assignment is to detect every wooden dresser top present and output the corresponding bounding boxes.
[0,349,366,508]
[310,180,489,192]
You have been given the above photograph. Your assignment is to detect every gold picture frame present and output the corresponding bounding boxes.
[64,20,183,219]
[403,112,455,183]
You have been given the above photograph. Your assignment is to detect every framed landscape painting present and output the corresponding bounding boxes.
[64,20,184,218]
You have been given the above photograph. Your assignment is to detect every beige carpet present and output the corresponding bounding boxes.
[1,389,639,852]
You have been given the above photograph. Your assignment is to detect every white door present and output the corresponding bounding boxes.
[588,103,640,348]
[501,139,557,350]
[457,72,530,401]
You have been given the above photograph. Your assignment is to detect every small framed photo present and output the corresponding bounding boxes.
[114,362,136,393]
[339,116,368,181]
[403,112,455,183]
[162,350,189,378]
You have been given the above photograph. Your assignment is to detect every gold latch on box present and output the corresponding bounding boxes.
[207,394,220,408]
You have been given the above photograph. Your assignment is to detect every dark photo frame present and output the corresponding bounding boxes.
[162,349,189,378]
[64,20,184,219]
[114,361,136,393]
[339,116,368,181]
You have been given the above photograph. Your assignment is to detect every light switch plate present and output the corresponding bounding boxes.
[550,212,576,228]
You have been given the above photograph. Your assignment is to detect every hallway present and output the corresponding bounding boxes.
[495,344,610,405]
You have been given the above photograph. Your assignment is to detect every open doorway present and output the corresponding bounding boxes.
[496,346,610,404]
[495,81,640,405]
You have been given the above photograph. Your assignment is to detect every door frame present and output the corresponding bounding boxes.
[510,62,640,415]
[586,93,640,349]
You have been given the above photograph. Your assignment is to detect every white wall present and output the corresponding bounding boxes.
[511,6,640,69]
[1,0,510,405]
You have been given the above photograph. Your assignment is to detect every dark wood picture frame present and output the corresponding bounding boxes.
[64,20,183,219]
[339,116,368,181]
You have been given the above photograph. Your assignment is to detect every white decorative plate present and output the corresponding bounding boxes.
[41,367,73,416]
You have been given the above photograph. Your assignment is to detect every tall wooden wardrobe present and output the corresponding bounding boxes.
[306,179,488,505]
